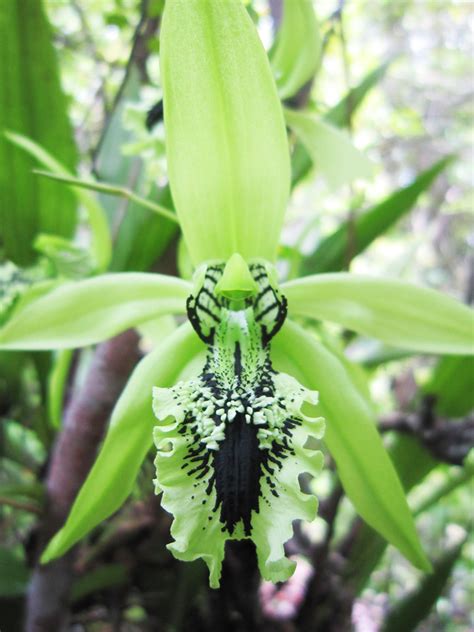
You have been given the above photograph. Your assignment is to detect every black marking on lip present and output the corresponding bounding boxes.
[212,412,262,535]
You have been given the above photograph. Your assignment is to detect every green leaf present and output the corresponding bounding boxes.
[272,321,431,572]
[291,60,392,187]
[47,349,73,429]
[34,234,94,279]
[413,461,474,516]
[0,548,29,597]
[161,0,290,264]
[300,157,453,275]
[71,564,127,603]
[41,323,204,563]
[325,60,392,128]
[0,273,190,350]
[344,435,437,594]
[285,108,374,190]
[270,0,321,99]
[423,355,474,417]
[381,535,467,632]
[1,419,46,469]
[6,132,111,273]
[93,64,178,272]
[0,0,77,265]
[283,273,474,355]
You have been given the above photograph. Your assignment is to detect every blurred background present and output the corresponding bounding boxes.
[0,1,472,630]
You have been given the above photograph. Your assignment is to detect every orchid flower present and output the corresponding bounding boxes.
[1,0,472,588]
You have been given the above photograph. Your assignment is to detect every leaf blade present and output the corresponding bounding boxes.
[300,156,453,275]
[270,0,321,99]
[285,108,374,190]
[283,273,474,355]
[0,0,77,265]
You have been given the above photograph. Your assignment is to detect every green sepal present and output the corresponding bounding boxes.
[283,273,474,355]
[0,273,190,350]
[41,323,204,563]
[272,320,431,573]
[161,0,290,264]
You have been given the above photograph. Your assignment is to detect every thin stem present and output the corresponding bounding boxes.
[0,496,41,514]
[33,169,179,225]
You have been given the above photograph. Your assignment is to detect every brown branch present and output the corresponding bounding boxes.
[379,410,474,466]
[25,329,140,632]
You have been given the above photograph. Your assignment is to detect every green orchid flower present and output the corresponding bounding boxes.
[1,0,473,588]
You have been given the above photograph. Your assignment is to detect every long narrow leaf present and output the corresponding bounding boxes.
[423,354,474,417]
[6,132,111,272]
[93,64,178,273]
[285,108,373,189]
[0,273,190,350]
[283,273,474,355]
[381,536,467,632]
[292,60,392,187]
[0,0,77,265]
[300,157,453,275]
[270,0,321,100]
[272,321,431,571]
[42,324,205,562]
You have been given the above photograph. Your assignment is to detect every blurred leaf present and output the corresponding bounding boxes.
[0,549,29,597]
[381,535,468,632]
[283,273,474,355]
[161,0,290,264]
[270,0,321,100]
[345,435,437,593]
[325,60,392,128]
[285,108,374,190]
[292,60,392,187]
[42,324,204,563]
[34,234,94,280]
[0,273,190,350]
[6,132,111,272]
[1,419,45,469]
[71,563,128,603]
[413,461,474,516]
[423,355,474,417]
[93,64,177,272]
[300,156,453,275]
[345,338,413,368]
[273,322,431,572]
[0,0,77,265]
[47,349,73,429]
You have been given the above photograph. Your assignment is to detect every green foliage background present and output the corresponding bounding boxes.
[0,1,472,631]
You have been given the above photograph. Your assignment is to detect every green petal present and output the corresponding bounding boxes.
[152,261,324,587]
[0,273,190,350]
[272,321,431,572]
[153,371,323,588]
[161,0,290,264]
[283,273,474,355]
[41,323,204,563]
